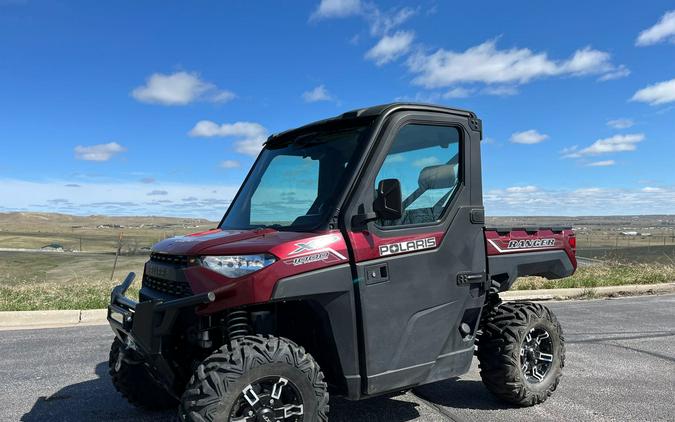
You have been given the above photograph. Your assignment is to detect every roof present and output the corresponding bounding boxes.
[267,102,478,144]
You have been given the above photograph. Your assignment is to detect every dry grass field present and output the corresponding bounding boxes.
[0,212,673,310]
[0,212,218,311]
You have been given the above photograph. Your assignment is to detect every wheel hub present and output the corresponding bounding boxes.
[231,376,304,422]
[520,327,554,383]
[256,407,275,422]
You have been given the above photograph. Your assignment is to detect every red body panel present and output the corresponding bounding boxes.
[484,228,577,269]
[148,225,575,313]
[152,229,349,313]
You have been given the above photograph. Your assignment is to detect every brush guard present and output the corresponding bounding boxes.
[107,272,215,397]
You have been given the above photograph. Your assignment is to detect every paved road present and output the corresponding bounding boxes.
[1,295,674,422]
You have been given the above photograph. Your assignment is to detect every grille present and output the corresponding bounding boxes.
[150,252,190,266]
[143,275,193,297]
[143,253,194,297]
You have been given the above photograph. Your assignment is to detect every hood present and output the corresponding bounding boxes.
[152,228,317,256]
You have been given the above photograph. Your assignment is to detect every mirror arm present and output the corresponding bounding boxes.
[351,212,378,228]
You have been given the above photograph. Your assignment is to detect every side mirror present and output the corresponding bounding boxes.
[373,178,402,220]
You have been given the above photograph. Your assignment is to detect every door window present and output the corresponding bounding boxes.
[374,124,461,227]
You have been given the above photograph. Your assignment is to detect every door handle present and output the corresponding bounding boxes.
[457,272,485,286]
[365,263,389,285]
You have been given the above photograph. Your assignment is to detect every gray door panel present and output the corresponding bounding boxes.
[342,110,487,395]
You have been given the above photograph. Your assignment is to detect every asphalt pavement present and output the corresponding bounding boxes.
[1,294,673,422]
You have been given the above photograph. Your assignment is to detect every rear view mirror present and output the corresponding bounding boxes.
[373,179,402,220]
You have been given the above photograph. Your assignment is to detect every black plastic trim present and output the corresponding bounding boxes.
[487,250,575,292]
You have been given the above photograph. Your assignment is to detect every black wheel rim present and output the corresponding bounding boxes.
[520,327,554,383]
[229,376,304,422]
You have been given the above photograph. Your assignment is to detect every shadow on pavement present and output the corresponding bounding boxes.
[413,378,515,411]
[21,362,427,421]
[21,362,175,422]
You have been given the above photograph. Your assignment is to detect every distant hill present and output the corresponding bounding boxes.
[0,212,219,233]
[485,215,675,231]
[1,211,673,233]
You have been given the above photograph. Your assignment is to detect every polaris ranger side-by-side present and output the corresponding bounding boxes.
[108,103,576,421]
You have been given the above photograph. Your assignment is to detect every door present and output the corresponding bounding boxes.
[342,111,487,395]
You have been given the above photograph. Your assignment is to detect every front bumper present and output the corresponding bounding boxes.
[107,272,215,395]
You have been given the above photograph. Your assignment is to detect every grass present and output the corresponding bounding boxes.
[513,262,675,290]
[0,251,145,311]
[0,278,140,311]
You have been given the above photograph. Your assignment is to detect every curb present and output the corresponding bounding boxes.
[1,283,674,330]
[0,309,108,330]
[502,282,675,301]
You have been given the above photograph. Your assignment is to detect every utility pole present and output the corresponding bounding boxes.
[110,232,123,281]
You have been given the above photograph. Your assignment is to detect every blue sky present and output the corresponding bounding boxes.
[1,0,674,219]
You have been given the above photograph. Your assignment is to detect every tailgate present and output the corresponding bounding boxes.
[484,227,577,292]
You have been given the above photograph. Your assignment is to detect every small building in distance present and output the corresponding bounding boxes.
[41,243,65,252]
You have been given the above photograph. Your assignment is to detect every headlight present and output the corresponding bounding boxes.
[200,254,276,278]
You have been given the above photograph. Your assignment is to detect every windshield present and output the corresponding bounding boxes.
[220,121,373,231]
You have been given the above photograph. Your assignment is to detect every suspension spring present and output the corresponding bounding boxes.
[226,309,251,339]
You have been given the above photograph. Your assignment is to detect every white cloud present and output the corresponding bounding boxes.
[220,160,241,169]
[74,142,126,161]
[384,154,406,164]
[607,118,635,129]
[631,78,675,105]
[367,6,416,37]
[636,10,675,46]
[510,130,549,145]
[506,186,538,193]
[407,40,626,89]
[442,86,473,99]
[4,177,672,218]
[560,146,578,157]
[412,156,440,167]
[365,31,414,65]
[0,179,242,219]
[311,0,415,35]
[302,85,333,102]
[483,186,675,216]
[598,65,631,81]
[482,137,497,145]
[573,133,645,156]
[310,0,361,20]
[557,47,613,75]
[189,121,266,138]
[131,71,235,106]
[147,190,168,196]
[587,160,615,167]
[189,121,269,157]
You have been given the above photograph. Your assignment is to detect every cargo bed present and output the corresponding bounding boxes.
[484,227,577,292]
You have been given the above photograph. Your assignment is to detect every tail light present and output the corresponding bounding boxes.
[568,235,576,249]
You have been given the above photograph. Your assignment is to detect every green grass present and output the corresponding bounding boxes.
[0,278,140,311]
[513,263,675,290]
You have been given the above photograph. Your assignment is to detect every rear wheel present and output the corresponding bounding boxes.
[108,338,178,410]
[179,335,329,422]
[476,301,564,406]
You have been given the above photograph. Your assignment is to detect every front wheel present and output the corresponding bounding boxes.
[179,335,329,422]
[108,338,178,410]
[476,301,565,406]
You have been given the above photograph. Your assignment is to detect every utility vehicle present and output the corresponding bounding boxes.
[108,103,576,421]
